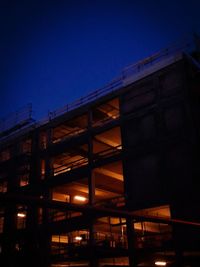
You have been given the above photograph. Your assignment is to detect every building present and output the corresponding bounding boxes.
[0,36,200,267]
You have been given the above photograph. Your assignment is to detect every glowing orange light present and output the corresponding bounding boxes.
[155,261,167,266]
[75,236,82,241]
[74,195,87,202]
[17,213,26,218]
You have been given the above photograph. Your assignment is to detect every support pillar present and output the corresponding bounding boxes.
[126,218,137,267]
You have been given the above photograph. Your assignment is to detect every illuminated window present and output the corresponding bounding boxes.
[92,98,119,127]
[40,131,48,149]
[0,149,10,162]
[16,206,27,229]
[0,209,4,233]
[0,181,7,193]
[41,160,45,179]
[52,114,88,144]
[20,139,32,154]
[19,174,29,186]
[53,145,88,176]
[0,217,4,233]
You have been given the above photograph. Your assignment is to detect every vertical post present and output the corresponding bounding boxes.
[2,204,16,267]
[88,109,95,206]
[88,109,98,267]
[2,144,19,267]
[89,222,99,267]
[175,248,184,267]
[39,127,52,267]
[173,223,184,267]
[25,130,45,267]
[45,127,53,179]
[126,218,137,267]
[89,172,95,206]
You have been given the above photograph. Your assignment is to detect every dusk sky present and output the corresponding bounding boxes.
[1,0,200,121]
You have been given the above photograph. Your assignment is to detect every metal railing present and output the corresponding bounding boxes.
[52,127,86,144]
[93,144,122,162]
[0,35,197,142]
[0,104,33,134]
[53,157,88,176]
[48,77,122,120]
[135,230,172,249]
[48,36,195,121]
[95,195,125,208]
[122,42,191,79]
[92,113,119,128]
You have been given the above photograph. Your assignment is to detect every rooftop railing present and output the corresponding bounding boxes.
[0,35,198,142]
[0,104,34,136]
[48,77,122,120]
[48,36,196,121]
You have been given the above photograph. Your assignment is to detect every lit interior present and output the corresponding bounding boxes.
[52,178,88,204]
[93,127,122,158]
[17,213,26,218]
[155,261,167,266]
[0,209,4,234]
[92,98,119,126]
[16,207,27,229]
[52,114,88,143]
[20,138,32,154]
[94,160,124,205]
[53,144,88,176]
[74,195,87,202]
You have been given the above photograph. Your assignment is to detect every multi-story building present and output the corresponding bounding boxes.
[0,36,200,267]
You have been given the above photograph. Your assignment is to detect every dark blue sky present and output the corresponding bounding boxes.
[1,0,200,121]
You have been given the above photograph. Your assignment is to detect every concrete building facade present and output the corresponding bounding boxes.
[0,36,200,267]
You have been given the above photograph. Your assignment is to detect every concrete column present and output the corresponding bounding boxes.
[126,218,137,267]
[88,109,95,205]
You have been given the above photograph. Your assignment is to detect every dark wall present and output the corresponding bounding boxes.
[121,60,200,212]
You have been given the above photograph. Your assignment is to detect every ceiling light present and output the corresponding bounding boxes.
[75,236,82,241]
[155,261,167,266]
[74,195,87,202]
[17,213,26,218]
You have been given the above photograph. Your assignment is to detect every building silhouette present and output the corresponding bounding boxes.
[0,35,200,267]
